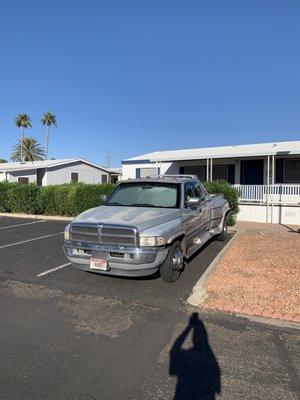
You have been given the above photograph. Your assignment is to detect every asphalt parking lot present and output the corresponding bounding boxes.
[0,216,299,400]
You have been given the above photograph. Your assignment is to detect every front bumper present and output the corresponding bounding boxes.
[64,241,169,277]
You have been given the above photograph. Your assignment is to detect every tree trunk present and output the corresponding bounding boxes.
[45,126,49,159]
[20,127,24,162]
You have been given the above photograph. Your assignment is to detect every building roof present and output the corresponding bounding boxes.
[123,140,300,163]
[0,158,111,173]
[107,167,122,175]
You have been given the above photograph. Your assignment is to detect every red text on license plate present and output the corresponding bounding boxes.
[90,258,108,270]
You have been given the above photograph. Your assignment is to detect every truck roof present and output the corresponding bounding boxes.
[120,174,200,184]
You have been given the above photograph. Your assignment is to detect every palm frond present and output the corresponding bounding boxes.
[11,136,45,162]
[41,111,57,127]
[14,113,32,129]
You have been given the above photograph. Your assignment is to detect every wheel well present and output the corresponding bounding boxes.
[166,234,185,246]
[224,209,231,220]
[166,234,186,256]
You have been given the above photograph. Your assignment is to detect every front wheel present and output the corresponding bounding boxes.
[160,241,184,283]
[216,216,228,241]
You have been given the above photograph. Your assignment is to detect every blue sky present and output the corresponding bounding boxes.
[0,1,299,167]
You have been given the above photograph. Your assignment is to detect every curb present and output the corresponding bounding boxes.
[187,231,240,307]
[0,212,73,222]
[237,307,300,323]
[236,312,300,329]
[203,303,300,327]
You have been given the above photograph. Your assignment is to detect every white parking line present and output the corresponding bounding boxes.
[37,262,71,277]
[0,232,64,249]
[0,220,47,230]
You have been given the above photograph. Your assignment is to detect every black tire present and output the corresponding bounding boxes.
[160,241,184,283]
[216,216,228,241]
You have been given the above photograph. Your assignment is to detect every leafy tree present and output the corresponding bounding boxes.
[14,113,32,161]
[41,111,57,159]
[0,159,7,163]
[11,137,45,162]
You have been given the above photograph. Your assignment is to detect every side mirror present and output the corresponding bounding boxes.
[100,194,107,203]
[187,197,201,207]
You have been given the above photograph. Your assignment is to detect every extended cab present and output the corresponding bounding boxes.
[64,175,230,282]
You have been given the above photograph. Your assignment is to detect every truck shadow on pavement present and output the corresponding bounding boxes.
[169,313,221,400]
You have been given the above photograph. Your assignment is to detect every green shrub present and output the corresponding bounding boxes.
[70,183,116,215]
[0,181,10,212]
[5,183,39,214]
[0,182,117,217]
[36,185,72,216]
[35,182,117,216]
[35,185,57,215]
[204,180,239,225]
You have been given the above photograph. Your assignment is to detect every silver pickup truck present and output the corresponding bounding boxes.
[64,175,230,282]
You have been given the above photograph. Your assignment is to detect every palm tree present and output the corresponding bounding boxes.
[14,113,32,162]
[11,137,45,162]
[41,111,57,159]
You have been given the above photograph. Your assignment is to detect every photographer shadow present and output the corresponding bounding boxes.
[169,313,221,400]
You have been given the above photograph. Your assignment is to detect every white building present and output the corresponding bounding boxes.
[122,141,300,224]
[107,167,123,183]
[0,158,120,186]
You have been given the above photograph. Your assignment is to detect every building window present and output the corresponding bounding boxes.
[102,174,108,183]
[181,166,206,181]
[180,164,235,183]
[213,165,228,181]
[284,159,300,183]
[136,167,157,178]
[71,172,78,183]
[18,177,29,184]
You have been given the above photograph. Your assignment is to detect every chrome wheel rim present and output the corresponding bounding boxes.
[172,248,184,271]
[224,223,227,234]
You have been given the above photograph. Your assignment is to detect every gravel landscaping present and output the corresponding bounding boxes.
[201,222,300,322]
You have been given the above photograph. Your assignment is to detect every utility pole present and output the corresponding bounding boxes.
[106,151,112,169]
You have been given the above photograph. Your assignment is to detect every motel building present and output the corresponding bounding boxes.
[122,140,300,225]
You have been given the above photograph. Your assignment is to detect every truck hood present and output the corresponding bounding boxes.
[73,206,182,232]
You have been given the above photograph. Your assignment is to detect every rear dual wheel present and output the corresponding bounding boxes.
[216,216,228,241]
[160,241,184,283]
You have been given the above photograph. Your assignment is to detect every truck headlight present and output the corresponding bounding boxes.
[64,224,71,240]
[139,236,166,247]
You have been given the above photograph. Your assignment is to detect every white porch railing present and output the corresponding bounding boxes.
[233,184,300,205]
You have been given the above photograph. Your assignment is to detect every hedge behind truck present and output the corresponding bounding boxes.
[36,183,116,216]
[0,182,116,217]
[0,180,239,223]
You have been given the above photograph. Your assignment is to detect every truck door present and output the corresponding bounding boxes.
[194,183,211,232]
[184,182,203,252]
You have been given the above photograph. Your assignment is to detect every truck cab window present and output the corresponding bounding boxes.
[184,182,197,205]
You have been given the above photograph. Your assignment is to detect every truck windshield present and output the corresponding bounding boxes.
[106,182,180,208]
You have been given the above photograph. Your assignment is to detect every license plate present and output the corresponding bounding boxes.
[90,258,108,271]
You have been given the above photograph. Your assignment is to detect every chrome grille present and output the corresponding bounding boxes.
[69,224,138,246]
[70,225,98,244]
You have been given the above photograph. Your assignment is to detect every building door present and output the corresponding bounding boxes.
[36,168,45,186]
[240,160,264,184]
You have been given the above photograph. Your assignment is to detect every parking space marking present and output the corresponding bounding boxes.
[0,232,64,249]
[37,262,71,277]
[0,220,47,230]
